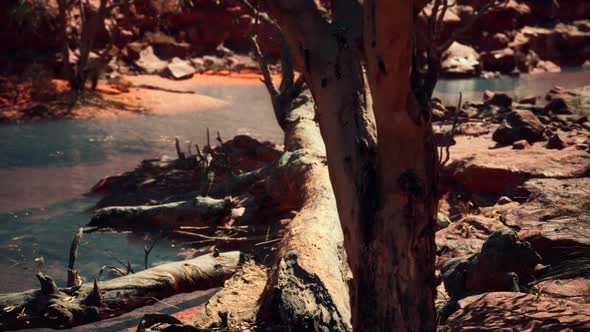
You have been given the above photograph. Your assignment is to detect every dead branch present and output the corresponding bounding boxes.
[67,228,84,287]
[89,196,235,230]
[0,252,243,331]
[144,238,158,270]
[439,92,463,167]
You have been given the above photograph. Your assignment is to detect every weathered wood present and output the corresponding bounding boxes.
[0,251,243,331]
[67,228,84,287]
[188,98,352,331]
[361,1,438,330]
[88,196,234,230]
[264,5,378,330]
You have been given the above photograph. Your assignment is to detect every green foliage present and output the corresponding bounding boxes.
[572,95,589,117]
[10,0,51,34]
[511,89,523,104]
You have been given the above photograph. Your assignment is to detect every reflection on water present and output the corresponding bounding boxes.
[0,82,282,295]
[0,197,184,293]
[0,71,589,296]
[435,67,590,105]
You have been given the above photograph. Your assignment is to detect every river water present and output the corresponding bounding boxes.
[0,69,588,328]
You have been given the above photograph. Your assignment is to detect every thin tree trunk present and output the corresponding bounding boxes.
[361,1,438,330]
[57,0,74,83]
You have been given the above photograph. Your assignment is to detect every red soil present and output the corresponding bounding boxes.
[0,71,280,123]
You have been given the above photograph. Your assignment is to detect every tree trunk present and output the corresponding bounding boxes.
[264,4,378,323]
[256,99,352,331]
[0,252,243,331]
[265,1,438,330]
[57,0,74,83]
[360,1,438,330]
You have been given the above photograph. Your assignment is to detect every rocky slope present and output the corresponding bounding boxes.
[1,0,589,80]
[434,84,590,329]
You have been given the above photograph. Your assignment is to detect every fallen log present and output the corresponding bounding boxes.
[186,98,352,331]
[89,196,234,230]
[0,251,243,331]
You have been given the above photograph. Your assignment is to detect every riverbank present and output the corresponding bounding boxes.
[0,73,279,124]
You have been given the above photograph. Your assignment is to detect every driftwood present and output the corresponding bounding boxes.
[0,251,243,331]
[151,98,352,331]
[89,196,235,230]
[140,26,353,330]
[67,228,84,287]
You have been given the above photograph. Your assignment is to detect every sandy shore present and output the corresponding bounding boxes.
[0,72,275,123]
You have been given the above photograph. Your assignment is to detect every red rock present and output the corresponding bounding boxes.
[144,31,190,60]
[457,1,533,35]
[526,0,590,21]
[519,95,537,105]
[441,42,481,78]
[512,139,530,150]
[135,46,168,74]
[481,48,517,73]
[436,215,505,267]
[166,57,196,80]
[505,177,590,264]
[444,134,590,194]
[518,22,590,67]
[445,292,590,331]
[546,133,566,149]
[536,278,590,304]
[492,110,546,145]
[485,92,513,108]
[476,32,510,51]
[531,59,561,73]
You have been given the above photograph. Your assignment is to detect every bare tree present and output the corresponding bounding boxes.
[57,0,126,91]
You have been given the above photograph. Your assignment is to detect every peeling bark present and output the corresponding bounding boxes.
[361,1,438,330]
[250,97,350,330]
[0,252,243,331]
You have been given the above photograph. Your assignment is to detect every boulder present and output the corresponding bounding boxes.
[492,110,546,145]
[546,133,566,149]
[517,22,590,67]
[519,95,537,105]
[476,32,510,51]
[144,31,191,60]
[436,216,505,266]
[484,92,513,108]
[135,46,168,74]
[512,140,530,150]
[544,98,573,114]
[441,42,481,78]
[457,1,532,35]
[546,86,579,101]
[530,59,561,73]
[121,42,144,61]
[166,57,196,80]
[481,48,517,73]
[441,229,541,299]
[432,99,448,121]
